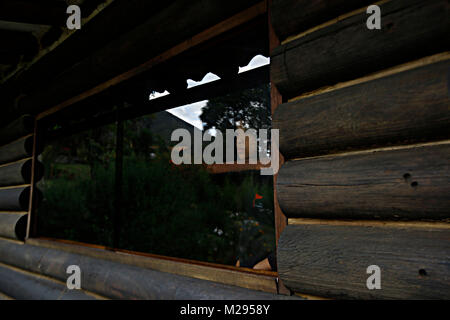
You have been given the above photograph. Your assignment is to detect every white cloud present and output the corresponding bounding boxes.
[187,72,220,88]
[239,54,270,73]
[153,54,270,129]
[167,100,207,130]
[149,90,169,100]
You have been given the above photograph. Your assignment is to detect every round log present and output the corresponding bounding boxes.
[0,264,99,300]
[0,239,293,300]
[273,60,450,159]
[0,186,41,211]
[0,212,27,240]
[0,135,42,165]
[0,159,44,187]
[277,144,450,220]
[277,224,450,299]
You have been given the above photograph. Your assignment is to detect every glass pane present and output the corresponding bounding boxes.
[119,83,276,268]
[37,123,117,247]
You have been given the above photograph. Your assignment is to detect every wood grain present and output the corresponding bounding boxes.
[0,212,27,240]
[0,159,43,187]
[0,135,33,165]
[273,59,450,159]
[0,212,28,240]
[277,143,450,219]
[269,0,287,250]
[0,262,102,300]
[278,224,450,299]
[0,186,30,211]
[27,238,279,294]
[0,238,297,299]
[271,0,450,98]
[271,0,374,41]
[29,1,266,120]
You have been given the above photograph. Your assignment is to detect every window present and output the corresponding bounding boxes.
[37,72,276,270]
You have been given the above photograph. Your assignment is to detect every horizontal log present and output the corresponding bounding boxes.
[28,238,279,294]
[0,186,41,211]
[271,0,450,98]
[0,0,174,124]
[277,143,450,220]
[278,224,450,299]
[0,115,33,147]
[0,264,100,300]
[273,59,450,159]
[0,135,34,165]
[270,0,374,41]
[6,0,264,122]
[0,238,296,300]
[0,212,27,240]
[0,291,12,300]
[0,159,44,187]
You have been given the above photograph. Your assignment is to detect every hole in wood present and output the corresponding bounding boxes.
[419,269,427,276]
[403,173,411,181]
[411,181,418,188]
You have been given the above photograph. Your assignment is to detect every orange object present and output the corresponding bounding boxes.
[252,193,263,207]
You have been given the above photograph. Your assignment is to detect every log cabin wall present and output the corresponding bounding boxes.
[0,115,41,242]
[0,0,301,300]
[0,115,292,299]
[270,0,450,299]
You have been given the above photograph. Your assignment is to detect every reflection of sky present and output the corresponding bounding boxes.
[164,55,269,130]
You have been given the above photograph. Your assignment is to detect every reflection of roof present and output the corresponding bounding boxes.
[149,111,202,144]
[0,0,279,301]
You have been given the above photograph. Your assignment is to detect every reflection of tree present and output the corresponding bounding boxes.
[200,84,271,132]
[39,99,276,266]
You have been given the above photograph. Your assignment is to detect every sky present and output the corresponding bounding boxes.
[149,54,270,130]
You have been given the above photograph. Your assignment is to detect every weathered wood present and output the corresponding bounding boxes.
[278,224,450,299]
[271,0,450,98]
[0,239,296,300]
[0,291,13,300]
[271,0,374,41]
[0,135,34,165]
[0,211,28,240]
[0,0,173,123]
[26,118,39,239]
[29,238,279,294]
[268,1,287,247]
[10,0,265,121]
[269,1,290,296]
[288,218,450,230]
[45,64,270,141]
[0,159,43,187]
[0,186,41,211]
[0,115,33,147]
[273,59,450,159]
[277,143,450,220]
[0,212,27,240]
[0,263,101,300]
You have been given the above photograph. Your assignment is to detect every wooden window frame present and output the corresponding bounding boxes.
[24,1,291,295]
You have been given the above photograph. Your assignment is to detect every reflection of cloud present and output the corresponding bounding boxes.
[239,55,270,73]
[167,100,207,130]
[187,72,220,88]
[149,90,169,100]
[164,54,270,130]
